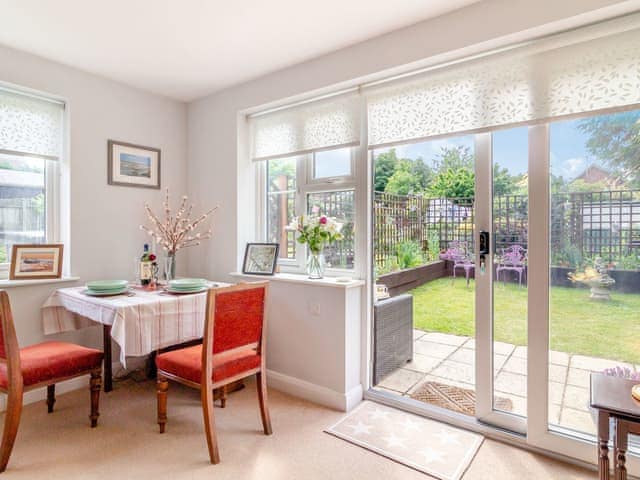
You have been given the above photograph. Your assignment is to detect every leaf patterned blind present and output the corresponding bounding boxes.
[250,91,360,161]
[367,18,640,148]
[0,87,64,159]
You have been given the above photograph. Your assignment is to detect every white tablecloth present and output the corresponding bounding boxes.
[42,284,227,365]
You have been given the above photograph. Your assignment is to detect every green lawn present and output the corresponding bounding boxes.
[411,277,640,364]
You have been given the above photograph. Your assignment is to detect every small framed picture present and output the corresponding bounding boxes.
[108,140,161,189]
[242,243,279,275]
[9,244,64,280]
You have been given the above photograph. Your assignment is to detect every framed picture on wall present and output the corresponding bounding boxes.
[107,140,161,189]
[242,243,279,275]
[9,244,64,280]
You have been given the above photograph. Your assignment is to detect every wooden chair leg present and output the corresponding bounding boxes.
[220,385,227,408]
[89,368,102,428]
[201,384,220,464]
[256,372,272,435]
[46,385,55,413]
[0,383,23,473]
[157,376,168,434]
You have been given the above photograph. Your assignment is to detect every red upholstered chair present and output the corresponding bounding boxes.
[155,281,272,464]
[0,290,103,472]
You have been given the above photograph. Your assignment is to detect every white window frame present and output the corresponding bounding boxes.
[0,156,60,280]
[259,147,362,276]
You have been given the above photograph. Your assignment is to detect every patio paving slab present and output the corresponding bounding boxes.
[550,364,568,384]
[404,353,443,374]
[420,332,469,346]
[559,407,596,436]
[502,356,526,375]
[570,355,632,372]
[566,368,591,388]
[430,360,475,385]
[381,330,636,437]
[563,385,590,411]
[378,368,424,393]
[413,340,459,359]
[413,329,426,341]
[495,371,526,397]
[550,350,570,366]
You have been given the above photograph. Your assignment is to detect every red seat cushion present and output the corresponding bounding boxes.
[0,341,104,389]
[156,345,260,385]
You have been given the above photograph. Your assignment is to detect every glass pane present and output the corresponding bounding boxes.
[492,127,528,418]
[0,153,46,264]
[371,135,478,414]
[313,148,351,179]
[307,190,354,269]
[549,109,640,437]
[266,157,297,260]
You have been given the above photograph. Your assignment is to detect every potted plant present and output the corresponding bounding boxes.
[568,257,616,301]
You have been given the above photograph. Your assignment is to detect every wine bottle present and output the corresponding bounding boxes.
[140,244,152,286]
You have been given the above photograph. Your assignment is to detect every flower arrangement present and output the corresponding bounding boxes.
[286,213,344,254]
[569,257,615,300]
[140,190,217,255]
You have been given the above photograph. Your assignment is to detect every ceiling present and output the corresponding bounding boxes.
[0,0,480,101]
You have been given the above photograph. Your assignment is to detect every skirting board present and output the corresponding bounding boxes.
[266,369,363,412]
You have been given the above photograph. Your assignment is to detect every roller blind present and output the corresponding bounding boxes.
[250,91,360,161]
[367,16,640,148]
[0,87,64,160]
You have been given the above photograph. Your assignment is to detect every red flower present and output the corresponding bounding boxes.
[149,254,156,261]
[319,216,327,225]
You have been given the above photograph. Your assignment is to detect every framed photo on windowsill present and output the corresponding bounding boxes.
[242,243,279,275]
[9,244,64,280]
[108,140,161,189]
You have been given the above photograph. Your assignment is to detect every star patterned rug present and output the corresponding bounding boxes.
[325,401,483,479]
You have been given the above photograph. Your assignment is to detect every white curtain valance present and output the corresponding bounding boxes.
[367,17,640,148]
[0,87,64,160]
[250,91,360,161]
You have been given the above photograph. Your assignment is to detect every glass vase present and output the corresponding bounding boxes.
[307,250,325,279]
[164,253,176,282]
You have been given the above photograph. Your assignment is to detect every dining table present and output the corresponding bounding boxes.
[41,282,228,392]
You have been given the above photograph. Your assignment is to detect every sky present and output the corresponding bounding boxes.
[373,118,594,180]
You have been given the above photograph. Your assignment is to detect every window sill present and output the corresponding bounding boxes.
[0,276,80,288]
[230,272,364,289]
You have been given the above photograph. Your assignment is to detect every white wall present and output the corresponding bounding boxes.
[187,0,638,409]
[0,45,188,357]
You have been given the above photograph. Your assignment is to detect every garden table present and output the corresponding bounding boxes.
[42,283,228,392]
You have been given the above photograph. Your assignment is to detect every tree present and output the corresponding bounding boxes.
[429,167,475,199]
[411,157,432,191]
[493,163,518,195]
[373,149,399,192]
[384,160,422,195]
[578,111,640,188]
[432,145,474,172]
[428,146,475,199]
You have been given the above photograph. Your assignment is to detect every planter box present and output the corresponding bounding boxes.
[378,260,448,297]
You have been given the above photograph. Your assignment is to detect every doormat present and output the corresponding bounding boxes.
[409,381,513,416]
[326,401,483,480]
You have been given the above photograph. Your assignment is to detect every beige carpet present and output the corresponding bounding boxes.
[0,377,597,479]
[326,401,483,479]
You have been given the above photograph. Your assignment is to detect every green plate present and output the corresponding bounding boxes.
[87,280,129,291]
[168,278,208,288]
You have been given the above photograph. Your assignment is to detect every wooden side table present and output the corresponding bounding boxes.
[590,373,640,480]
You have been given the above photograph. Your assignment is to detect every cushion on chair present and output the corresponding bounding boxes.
[0,341,103,388]
[156,344,260,385]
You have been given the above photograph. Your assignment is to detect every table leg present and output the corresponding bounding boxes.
[598,411,610,480]
[103,325,113,392]
[615,418,628,480]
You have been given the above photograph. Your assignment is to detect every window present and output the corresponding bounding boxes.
[264,147,356,271]
[0,87,64,277]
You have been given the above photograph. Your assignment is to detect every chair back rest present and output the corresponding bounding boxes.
[0,291,23,389]
[201,282,268,384]
[501,245,526,265]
